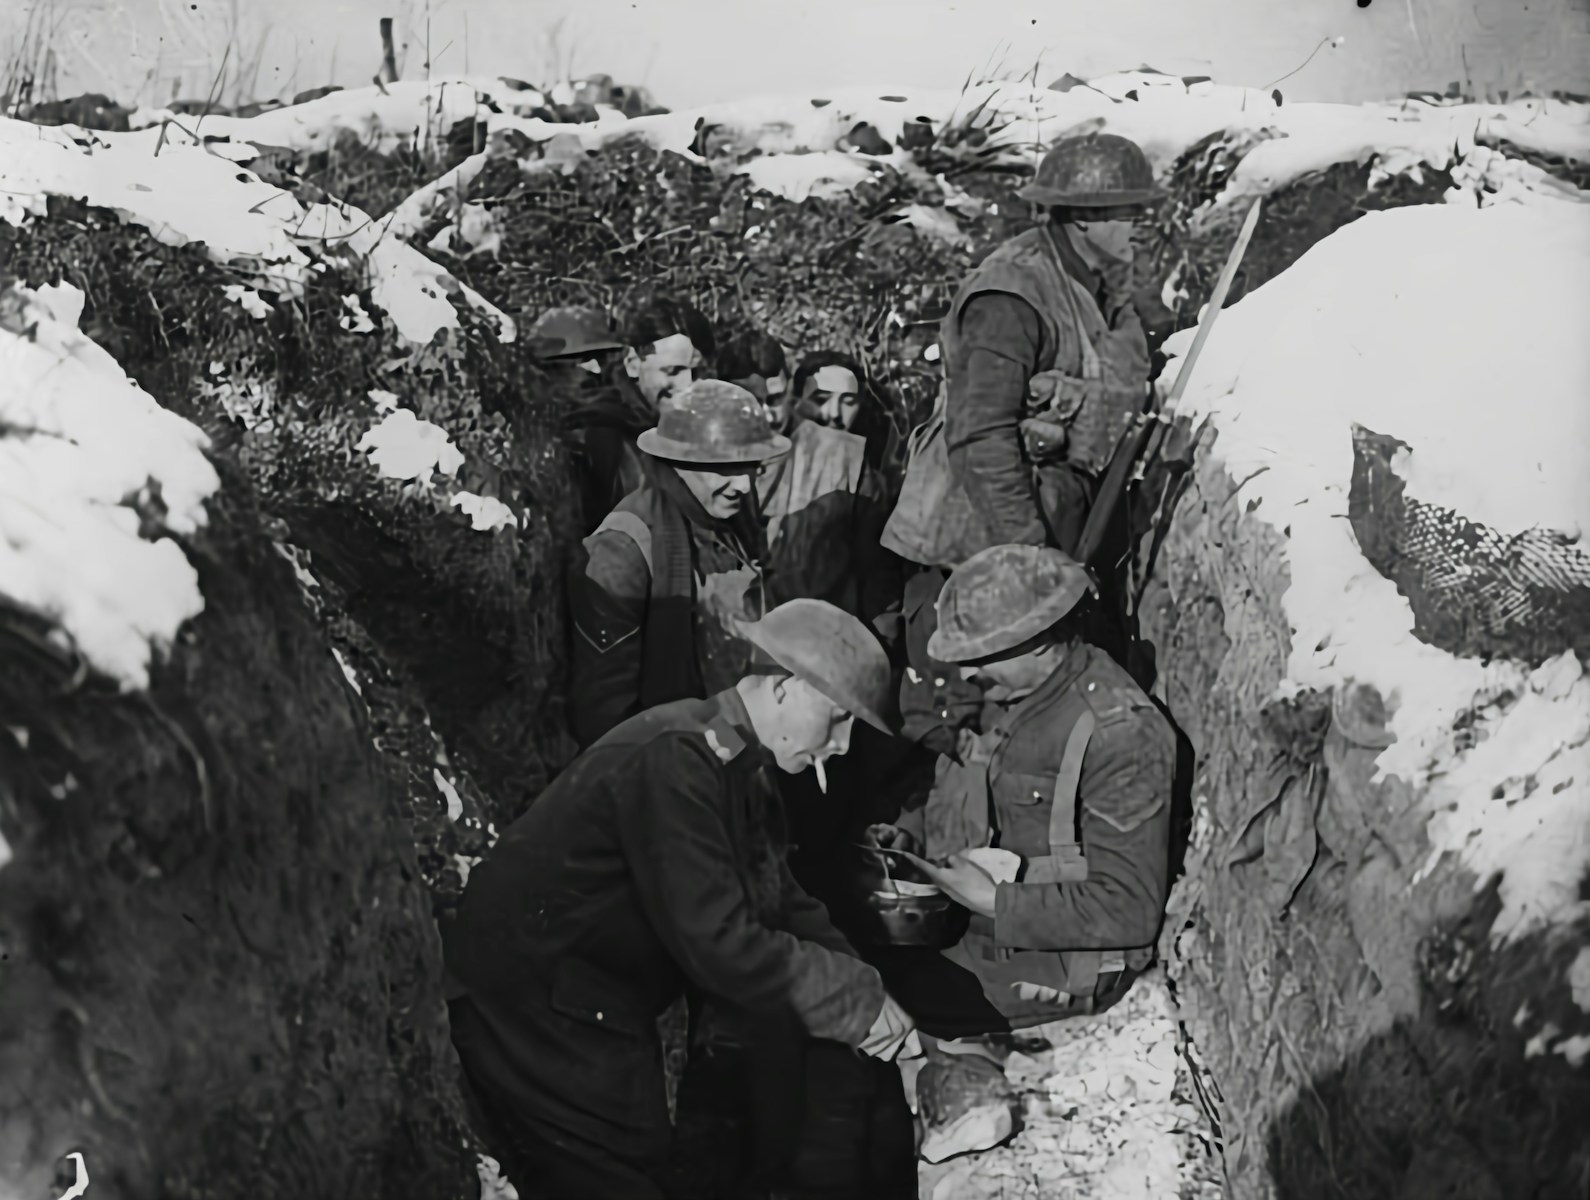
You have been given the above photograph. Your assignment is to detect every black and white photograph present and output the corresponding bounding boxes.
[1,0,1587,1196]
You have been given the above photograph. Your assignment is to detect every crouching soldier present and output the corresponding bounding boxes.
[443,599,918,1200]
[867,544,1175,1034]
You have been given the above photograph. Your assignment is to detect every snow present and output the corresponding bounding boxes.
[356,409,465,481]
[449,491,519,532]
[1164,197,1590,940]
[222,285,273,320]
[0,116,513,346]
[434,770,465,823]
[1571,947,1590,1013]
[0,282,219,691]
[734,150,882,201]
[129,78,546,154]
[918,971,1214,1200]
[518,79,1588,211]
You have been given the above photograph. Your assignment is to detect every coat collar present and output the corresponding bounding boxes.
[701,687,763,764]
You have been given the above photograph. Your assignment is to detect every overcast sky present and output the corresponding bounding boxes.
[9,0,1588,110]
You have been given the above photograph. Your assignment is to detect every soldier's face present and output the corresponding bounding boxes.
[961,644,1063,702]
[770,678,855,778]
[625,334,700,407]
[801,366,861,431]
[675,465,755,519]
[732,373,792,432]
[1067,204,1148,262]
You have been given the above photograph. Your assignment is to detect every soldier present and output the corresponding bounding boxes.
[719,330,793,433]
[867,544,1175,1034]
[444,599,917,1199]
[529,305,641,534]
[567,380,784,749]
[884,132,1165,774]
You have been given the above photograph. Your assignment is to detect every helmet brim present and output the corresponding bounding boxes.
[529,336,627,360]
[926,570,1095,663]
[636,428,792,466]
[733,619,895,735]
[1015,184,1165,209]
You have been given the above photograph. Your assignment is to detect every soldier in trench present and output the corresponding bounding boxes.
[882,132,1166,781]
[528,305,635,536]
[867,544,1175,1034]
[443,599,918,1199]
[719,329,793,433]
[558,294,718,536]
[567,380,783,749]
[767,543,1177,1185]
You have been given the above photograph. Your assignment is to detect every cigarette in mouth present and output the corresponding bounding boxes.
[813,758,828,794]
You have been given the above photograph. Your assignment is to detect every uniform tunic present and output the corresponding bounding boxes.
[443,690,885,1172]
[568,475,766,747]
[941,223,1152,554]
[897,642,1174,1025]
[757,419,903,647]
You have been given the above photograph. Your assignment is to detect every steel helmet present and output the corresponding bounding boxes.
[526,305,626,360]
[636,380,792,466]
[734,599,894,733]
[1016,133,1162,209]
[928,544,1096,663]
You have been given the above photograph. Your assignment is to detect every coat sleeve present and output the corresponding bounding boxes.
[991,710,1173,951]
[945,292,1049,547]
[778,858,861,957]
[853,461,905,652]
[568,529,649,748]
[617,737,886,1046]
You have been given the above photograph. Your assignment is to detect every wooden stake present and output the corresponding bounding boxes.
[378,17,399,84]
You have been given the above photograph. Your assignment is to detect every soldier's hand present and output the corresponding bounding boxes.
[864,823,921,856]
[860,993,917,1061]
[915,852,999,919]
[1019,417,1069,464]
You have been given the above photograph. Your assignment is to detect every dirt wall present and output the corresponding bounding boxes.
[0,474,475,1200]
[1140,427,1590,1200]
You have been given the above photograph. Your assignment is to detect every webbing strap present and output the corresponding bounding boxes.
[592,510,654,576]
[1022,709,1095,885]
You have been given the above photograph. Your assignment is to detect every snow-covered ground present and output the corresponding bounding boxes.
[1163,196,1590,958]
[121,70,1590,237]
[0,117,513,346]
[917,971,1220,1200]
[0,114,520,699]
[0,282,218,692]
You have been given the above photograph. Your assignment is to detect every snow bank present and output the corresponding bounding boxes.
[1163,197,1590,939]
[0,283,219,691]
[533,78,1588,202]
[129,78,549,153]
[0,117,513,345]
[356,409,465,482]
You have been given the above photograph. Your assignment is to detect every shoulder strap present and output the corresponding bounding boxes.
[592,510,654,576]
[1020,709,1095,886]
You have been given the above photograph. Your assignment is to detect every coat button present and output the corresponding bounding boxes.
[1087,682,1096,692]
[596,1011,604,1021]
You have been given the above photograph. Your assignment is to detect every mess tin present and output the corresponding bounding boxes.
[854,879,969,949]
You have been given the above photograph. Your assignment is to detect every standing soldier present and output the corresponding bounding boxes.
[866,545,1175,1034]
[883,132,1165,764]
[528,305,638,535]
[567,380,785,748]
[719,329,793,434]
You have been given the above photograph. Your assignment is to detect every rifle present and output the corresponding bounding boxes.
[1074,197,1264,569]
